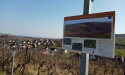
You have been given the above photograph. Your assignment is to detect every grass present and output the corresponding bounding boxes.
[115,49,125,57]
[115,36,125,57]
[0,71,3,75]
[115,37,125,45]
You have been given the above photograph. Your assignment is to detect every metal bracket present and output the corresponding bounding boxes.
[91,0,94,2]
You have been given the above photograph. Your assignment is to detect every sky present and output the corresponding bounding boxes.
[0,0,125,38]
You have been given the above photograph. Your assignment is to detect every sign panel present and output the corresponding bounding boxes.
[62,11,115,58]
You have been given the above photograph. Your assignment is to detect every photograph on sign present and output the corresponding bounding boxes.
[64,22,112,39]
[63,38,72,45]
[72,43,82,51]
[62,11,115,58]
[84,40,96,49]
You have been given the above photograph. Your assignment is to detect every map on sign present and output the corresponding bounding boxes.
[62,11,115,58]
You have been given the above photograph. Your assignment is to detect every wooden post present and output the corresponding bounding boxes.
[80,0,92,75]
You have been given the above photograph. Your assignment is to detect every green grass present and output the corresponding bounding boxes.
[0,71,3,75]
[115,49,125,57]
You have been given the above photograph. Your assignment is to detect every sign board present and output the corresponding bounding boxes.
[62,11,115,58]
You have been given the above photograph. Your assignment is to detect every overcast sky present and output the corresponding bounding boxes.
[0,0,125,38]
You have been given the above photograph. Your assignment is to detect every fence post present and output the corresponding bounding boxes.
[11,50,15,75]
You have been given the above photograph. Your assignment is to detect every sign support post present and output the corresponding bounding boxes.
[11,50,15,75]
[80,0,92,75]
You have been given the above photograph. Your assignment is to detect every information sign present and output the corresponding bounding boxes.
[62,11,115,58]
